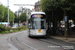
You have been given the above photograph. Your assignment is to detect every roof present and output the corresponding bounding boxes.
[35,1,41,5]
[31,12,46,15]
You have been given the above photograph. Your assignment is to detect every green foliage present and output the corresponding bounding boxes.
[9,9,15,22]
[4,31,9,33]
[0,4,4,21]
[0,4,15,22]
[0,26,28,34]
[14,14,18,23]
[41,0,75,22]
[6,27,11,31]
[19,12,27,22]
[17,27,21,30]
[41,0,60,12]
[60,0,75,11]
[3,7,8,22]
[0,24,6,32]
[20,26,27,29]
[41,0,64,21]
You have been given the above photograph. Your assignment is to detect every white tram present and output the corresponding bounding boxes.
[28,12,46,37]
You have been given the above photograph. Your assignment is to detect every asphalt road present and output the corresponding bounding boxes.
[0,33,18,50]
[0,30,75,50]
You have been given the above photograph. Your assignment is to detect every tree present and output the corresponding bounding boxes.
[41,0,75,22]
[9,9,15,22]
[41,0,75,36]
[2,6,8,22]
[41,0,63,35]
[41,0,63,22]
[0,4,4,22]
[0,3,15,27]
[59,0,75,37]
[19,12,27,22]
[14,13,18,23]
[1,6,15,23]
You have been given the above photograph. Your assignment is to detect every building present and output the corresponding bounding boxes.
[35,0,42,12]
[31,8,35,12]
[15,7,31,17]
[15,7,31,25]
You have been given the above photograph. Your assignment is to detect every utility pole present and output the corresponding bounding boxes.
[26,9,28,23]
[7,0,9,24]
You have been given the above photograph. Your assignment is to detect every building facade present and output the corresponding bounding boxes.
[15,7,31,17]
[35,0,42,12]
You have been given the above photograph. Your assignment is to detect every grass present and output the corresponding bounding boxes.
[0,28,28,34]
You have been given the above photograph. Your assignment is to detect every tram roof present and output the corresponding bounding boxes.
[31,12,46,15]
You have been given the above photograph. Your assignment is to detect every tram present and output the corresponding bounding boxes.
[28,12,46,37]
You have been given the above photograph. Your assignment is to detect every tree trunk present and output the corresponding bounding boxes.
[64,10,68,38]
[52,10,56,36]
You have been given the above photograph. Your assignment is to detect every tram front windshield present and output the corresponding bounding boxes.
[31,15,46,29]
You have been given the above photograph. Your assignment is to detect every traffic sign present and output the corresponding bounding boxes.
[65,16,68,22]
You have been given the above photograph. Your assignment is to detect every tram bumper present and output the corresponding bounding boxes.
[29,32,46,37]
[29,29,46,37]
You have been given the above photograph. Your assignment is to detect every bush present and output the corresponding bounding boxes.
[9,31,13,33]
[6,27,11,31]
[20,26,27,29]
[17,27,21,30]
[4,31,9,33]
[0,24,6,32]
[0,31,5,34]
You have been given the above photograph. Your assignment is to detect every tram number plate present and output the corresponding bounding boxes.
[38,29,41,33]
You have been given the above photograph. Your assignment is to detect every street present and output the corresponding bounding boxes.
[0,30,75,50]
[0,0,75,50]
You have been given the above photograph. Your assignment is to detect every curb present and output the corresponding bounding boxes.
[49,36,75,45]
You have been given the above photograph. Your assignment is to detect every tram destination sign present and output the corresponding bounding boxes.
[32,15,43,17]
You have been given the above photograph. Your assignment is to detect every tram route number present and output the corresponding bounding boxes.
[38,29,41,33]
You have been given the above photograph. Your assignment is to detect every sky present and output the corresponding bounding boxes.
[0,0,39,12]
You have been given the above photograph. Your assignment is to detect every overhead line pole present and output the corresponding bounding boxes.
[7,0,9,24]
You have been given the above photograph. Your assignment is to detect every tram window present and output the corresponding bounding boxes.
[32,20,46,29]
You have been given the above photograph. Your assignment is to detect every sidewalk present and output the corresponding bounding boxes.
[50,36,75,45]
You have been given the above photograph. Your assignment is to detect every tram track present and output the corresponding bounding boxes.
[8,34,21,50]
[36,36,75,50]
[15,31,65,50]
[8,31,75,50]
[8,33,37,50]
[16,34,37,50]
[39,36,75,46]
